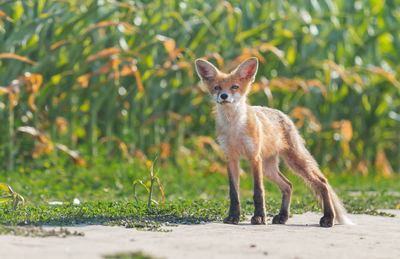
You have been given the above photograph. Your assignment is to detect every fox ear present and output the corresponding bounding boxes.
[195,59,219,81]
[234,57,258,82]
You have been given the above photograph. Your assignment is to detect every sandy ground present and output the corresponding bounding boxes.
[0,210,399,259]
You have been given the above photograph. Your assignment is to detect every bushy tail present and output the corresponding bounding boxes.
[281,116,355,225]
[328,185,355,225]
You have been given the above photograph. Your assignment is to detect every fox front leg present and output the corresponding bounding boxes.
[223,160,240,224]
[250,156,266,224]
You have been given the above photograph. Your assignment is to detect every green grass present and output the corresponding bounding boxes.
[0,170,400,236]
[1,156,399,237]
[0,0,399,237]
[2,157,400,204]
[0,195,396,235]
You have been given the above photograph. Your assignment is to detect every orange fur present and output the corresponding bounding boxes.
[195,57,353,227]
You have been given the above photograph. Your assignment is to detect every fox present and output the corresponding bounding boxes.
[194,57,353,227]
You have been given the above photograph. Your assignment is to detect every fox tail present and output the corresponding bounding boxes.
[328,184,354,225]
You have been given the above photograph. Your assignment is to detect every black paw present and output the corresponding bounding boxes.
[272,213,288,224]
[320,215,334,228]
[251,215,266,225]
[223,215,240,225]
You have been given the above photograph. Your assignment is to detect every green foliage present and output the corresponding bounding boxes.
[0,182,24,209]
[0,0,398,175]
[0,200,230,230]
[0,1,399,236]
[0,194,396,233]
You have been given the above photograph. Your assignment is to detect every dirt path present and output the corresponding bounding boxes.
[1,210,399,259]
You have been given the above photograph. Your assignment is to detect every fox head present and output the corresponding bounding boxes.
[195,57,258,105]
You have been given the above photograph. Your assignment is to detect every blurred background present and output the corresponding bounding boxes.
[0,0,399,202]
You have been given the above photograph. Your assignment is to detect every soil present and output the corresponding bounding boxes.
[0,210,399,259]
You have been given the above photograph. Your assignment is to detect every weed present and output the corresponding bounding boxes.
[133,157,164,209]
[0,183,24,209]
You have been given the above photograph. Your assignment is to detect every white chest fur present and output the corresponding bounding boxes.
[216,101,256,157]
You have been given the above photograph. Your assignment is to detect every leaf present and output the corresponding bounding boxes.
[0,53,37,65]
[267,77,309,94]
[51,21,136,50]
[196,136,224,159]
[259,43,288,65]
[99,136,130,159]
[50,39,74,50]
[133,179,149,193]
[291,107,321,132]
[286,45,296,64]
[131,64,144,92]
[13,0,23,21]
[375,149,393,177]
[25,73,43,110]
[77,73,92,88]
[205,162,226,175]
[341,120,353,143]
[0,183,12,195]
[119,65,133,76]
[0,10,14,22]
[55,144,87,166]
[160,142,170,159]
[207,52,224,69]
[17,126,48,144]
[84,21,135,34]
[87,48,121,62]
[332,120,353,143]
[235,23,268,42]
[56,117,68,134]
[0,196,13,203]
[351,73,364,87]
[0,86,17,107]
[0,86,8,95]
[26,74,43,93]
[356,160,369,176]
[0,183,23,208]
[28,94,37,110]
[372,67,399,87]
[324,60,351,85]
[305,79,328,98]
[144,111,182,125]
[149,157,158,178]
[155,177,165,203]
[163,38,176,56]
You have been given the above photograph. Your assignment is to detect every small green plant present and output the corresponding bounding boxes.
[103,251,158,259]
[133,157,164,209]
[0,183,24,210]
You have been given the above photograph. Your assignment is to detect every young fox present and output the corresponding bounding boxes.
[195,57,353,227]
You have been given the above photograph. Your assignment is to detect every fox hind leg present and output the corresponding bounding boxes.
[282,148,335,227]
[263,156,292,224]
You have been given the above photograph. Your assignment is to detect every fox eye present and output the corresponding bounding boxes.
[231,85,239,89]
[214,86,222,90]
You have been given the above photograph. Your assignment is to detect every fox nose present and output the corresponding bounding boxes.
[220,93,228,100]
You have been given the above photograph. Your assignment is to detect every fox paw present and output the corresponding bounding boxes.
[272,213,288,224]
[251,215,266,225]
[223,215,240,225]
[320,215,334,228]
